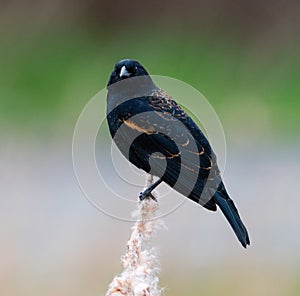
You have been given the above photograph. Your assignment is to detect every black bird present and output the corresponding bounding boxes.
[106,59,250,248]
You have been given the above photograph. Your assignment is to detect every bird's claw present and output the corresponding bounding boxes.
[139,191,157,202]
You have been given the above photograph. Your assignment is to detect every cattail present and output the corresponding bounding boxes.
[106,176,164,296]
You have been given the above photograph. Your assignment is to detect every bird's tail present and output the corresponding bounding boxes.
[214,190,250,248]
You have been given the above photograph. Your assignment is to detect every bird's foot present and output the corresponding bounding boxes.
[139,178,162,202]
[139,190,157,202]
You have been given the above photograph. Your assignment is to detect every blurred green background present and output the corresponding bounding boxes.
[1,1,300,295]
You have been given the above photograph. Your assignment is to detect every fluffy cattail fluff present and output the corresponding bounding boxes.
[106,176,164,296]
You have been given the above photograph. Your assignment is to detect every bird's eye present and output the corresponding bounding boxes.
[134,66,138,73]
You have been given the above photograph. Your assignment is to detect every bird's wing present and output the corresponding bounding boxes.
[147,89,217,176]
[145,91,221,203]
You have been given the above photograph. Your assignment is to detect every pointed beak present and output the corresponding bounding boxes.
[119,66,131,78]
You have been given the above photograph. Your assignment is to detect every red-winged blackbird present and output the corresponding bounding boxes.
[106,59,250,248]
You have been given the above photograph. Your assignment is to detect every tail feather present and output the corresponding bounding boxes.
[213,191,250,248]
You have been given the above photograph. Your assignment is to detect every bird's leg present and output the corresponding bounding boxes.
[139,178,162,202]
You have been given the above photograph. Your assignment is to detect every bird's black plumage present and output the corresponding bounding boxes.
[106,59,250,248]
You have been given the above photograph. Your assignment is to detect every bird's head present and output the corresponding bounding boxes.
[107,59,152,87]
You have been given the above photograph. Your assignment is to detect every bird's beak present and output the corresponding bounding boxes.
[119,66,131,78]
